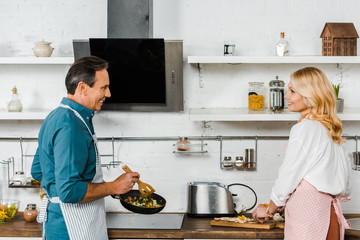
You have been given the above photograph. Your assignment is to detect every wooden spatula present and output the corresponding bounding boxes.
[122,165,155,197]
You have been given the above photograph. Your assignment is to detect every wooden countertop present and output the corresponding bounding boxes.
[0,212,359,239]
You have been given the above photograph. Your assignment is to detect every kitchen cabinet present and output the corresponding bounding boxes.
[1,212,359,239]
[188,55,360,122]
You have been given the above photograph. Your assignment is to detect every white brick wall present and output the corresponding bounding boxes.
[0,0,359,214]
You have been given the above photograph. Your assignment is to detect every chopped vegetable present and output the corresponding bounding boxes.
[123,196,162,208]
[0,204,17,222]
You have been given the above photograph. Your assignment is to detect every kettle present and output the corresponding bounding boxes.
[186,182,257,217]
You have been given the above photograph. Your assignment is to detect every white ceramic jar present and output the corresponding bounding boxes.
[32,40,54,57]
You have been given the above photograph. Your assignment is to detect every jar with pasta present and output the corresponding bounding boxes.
[248,82,265,111]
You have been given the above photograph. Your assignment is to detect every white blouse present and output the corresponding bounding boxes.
[270,118,352,206]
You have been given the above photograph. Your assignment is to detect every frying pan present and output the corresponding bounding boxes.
[112,190,166,214]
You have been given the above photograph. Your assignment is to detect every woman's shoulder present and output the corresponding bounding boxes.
[290,119,327,139]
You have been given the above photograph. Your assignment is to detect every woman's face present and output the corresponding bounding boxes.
[285,80,310,116]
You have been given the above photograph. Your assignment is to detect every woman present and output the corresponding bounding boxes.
[252,67,351,240]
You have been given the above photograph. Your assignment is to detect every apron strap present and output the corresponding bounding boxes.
[332,196,351,240]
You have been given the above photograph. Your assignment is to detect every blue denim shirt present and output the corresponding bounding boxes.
[31,97,97,239]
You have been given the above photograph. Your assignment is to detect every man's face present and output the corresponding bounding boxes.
[85,69,111,111]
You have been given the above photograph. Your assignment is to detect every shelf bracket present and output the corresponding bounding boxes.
[197,63,204,88]
[218,136,223,169]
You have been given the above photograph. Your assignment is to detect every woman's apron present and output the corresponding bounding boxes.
[37,104,108,240]
[285,179,350,240]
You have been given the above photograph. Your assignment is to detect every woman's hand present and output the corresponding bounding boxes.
[251,204,268,223]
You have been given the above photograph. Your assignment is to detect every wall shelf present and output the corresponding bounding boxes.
[0,109,51,120]
[0,57,74,64]
[188,56,360,64]
[189,108,360,121]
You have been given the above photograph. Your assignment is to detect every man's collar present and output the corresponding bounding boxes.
[61,97,95,119]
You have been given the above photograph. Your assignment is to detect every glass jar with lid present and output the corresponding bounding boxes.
[248,82,265,111]
[176,137,190,151]
[269,76,285,112]
[24,203,39,222]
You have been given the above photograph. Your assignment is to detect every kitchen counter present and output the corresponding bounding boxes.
[1,212,359,239]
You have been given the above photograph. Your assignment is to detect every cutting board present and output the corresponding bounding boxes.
[210,220,285,230]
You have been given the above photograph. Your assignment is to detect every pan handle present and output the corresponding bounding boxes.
[227,183,257,211]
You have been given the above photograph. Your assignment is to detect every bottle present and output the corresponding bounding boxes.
[275,32,289,56]
[176,137,190,151]
[248,82,265,111]
[24,204,39,222]
[7,86,23,112]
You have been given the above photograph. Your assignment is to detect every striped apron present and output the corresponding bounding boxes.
[37,104,108,240]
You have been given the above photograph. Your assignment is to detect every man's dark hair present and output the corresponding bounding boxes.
[65,56,109,95]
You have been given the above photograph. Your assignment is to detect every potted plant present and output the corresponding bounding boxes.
[332,83,344,113]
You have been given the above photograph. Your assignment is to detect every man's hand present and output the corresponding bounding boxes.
[110,172,139,195]
[81,172,139,203]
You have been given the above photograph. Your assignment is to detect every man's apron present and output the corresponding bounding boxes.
[37,104,108,240]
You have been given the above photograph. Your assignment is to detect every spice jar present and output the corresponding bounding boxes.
[24,204,39,222]
[176,137,190,151]
[248,82,265,111]
[269,76,285,112]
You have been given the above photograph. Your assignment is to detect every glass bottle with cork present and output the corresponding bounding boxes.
[275,32,289,56]
[7,86,23,112]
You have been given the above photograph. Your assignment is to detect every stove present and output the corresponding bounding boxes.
[106,213,184,229]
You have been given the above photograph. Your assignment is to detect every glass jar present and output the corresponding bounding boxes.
[248,82,265,111]
[269,76,285,112]
[176,137,190,151]
[24,204,39,222]
[12,171,27,186]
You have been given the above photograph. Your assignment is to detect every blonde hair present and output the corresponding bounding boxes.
[290,67,344,144]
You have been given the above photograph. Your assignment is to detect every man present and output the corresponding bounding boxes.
[31,56,139,240]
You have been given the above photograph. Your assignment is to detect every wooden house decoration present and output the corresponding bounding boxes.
[320,22,359,56]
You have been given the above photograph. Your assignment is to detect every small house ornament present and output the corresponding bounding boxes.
[320,22,359,56]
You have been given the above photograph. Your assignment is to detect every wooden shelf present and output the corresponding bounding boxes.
[0,57,74,64]
[188,56,360,64]
[189,108,360,121]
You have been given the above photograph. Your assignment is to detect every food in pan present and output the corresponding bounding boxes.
[123,195,163,208]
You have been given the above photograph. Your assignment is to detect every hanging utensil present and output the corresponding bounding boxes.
[122,165,155,197]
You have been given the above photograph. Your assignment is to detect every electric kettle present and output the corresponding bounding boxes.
[186,182,257,217]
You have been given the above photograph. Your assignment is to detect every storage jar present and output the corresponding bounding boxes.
[248,82,265,111]
[24,204,39,222]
